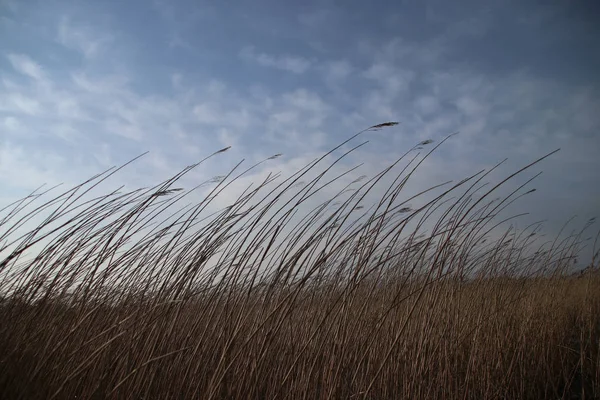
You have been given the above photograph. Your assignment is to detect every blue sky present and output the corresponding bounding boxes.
[1,0,599,259]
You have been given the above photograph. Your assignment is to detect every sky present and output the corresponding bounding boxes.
[1,0,599,263]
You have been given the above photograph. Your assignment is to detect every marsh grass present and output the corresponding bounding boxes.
[1,124,599,399]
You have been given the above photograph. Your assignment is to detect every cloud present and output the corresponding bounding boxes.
[6,54,46,81]
[57,16,113,59]
[2,92,42,116]
[414,96,440,116]
[364,63,415,98]
[192,103,221,126]
[240,46,312,74]
[166,31,194,50]
[0,140,82,191]
[2,116,20,132]
[321,60,353,83]
[262,88,332,150]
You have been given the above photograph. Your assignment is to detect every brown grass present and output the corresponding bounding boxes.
[1,125,599,399]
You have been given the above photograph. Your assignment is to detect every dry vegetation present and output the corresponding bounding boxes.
[1,124,599,399]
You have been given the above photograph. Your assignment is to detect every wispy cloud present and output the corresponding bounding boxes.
[240,46,312,74]
[57,16,113,59]
[6,53,46,81]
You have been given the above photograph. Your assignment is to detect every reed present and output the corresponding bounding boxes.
[1,123,598,399]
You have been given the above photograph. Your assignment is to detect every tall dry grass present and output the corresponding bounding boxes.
[1,123,599,399]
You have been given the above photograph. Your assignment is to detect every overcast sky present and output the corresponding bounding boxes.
[1,0,599,261]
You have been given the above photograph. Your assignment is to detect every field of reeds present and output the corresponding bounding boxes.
[1,124,599,399]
